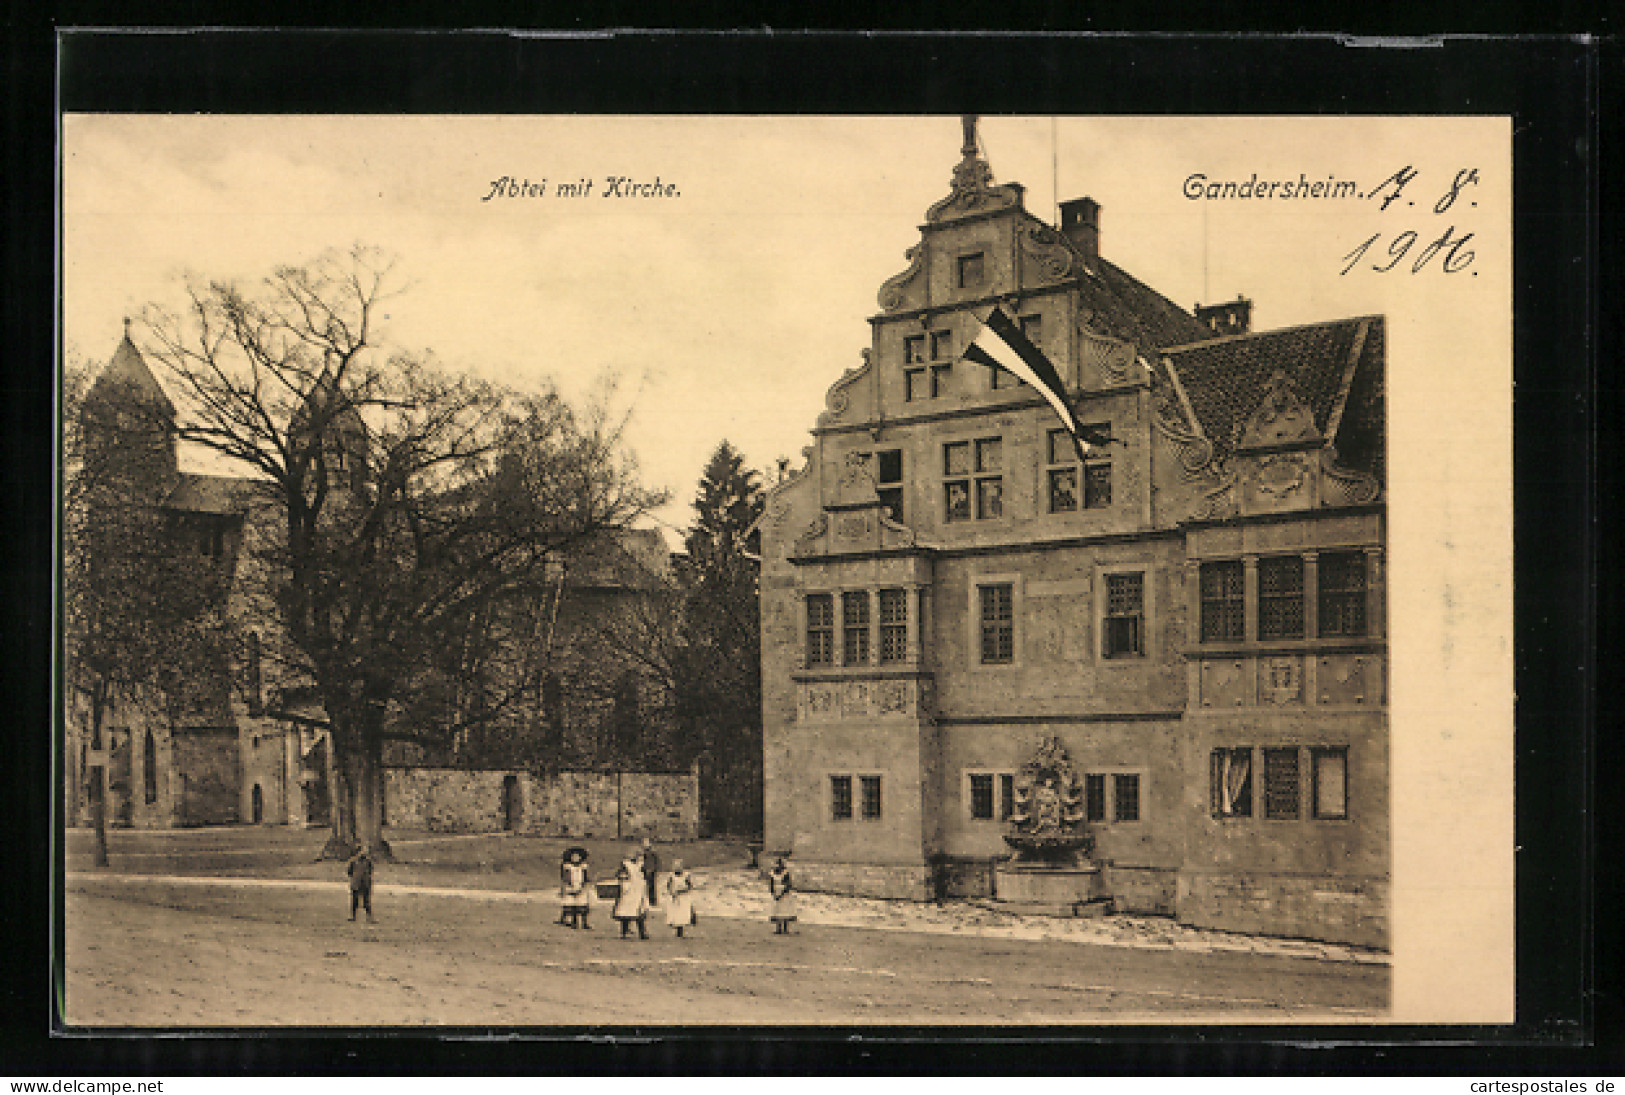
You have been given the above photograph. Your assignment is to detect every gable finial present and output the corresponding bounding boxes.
[123,316,131,336]
[961,114,980,159]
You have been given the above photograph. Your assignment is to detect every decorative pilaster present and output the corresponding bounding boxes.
[1303,551,1320,640]
[1365,547,1385,639]
[906,583,922,667]
[1242,555,1259,644]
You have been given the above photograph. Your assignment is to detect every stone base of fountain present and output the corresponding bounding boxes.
[993,737,1112,917]
[992,857,1112,918]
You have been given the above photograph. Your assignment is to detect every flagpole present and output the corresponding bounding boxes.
[1051,116,1060,227]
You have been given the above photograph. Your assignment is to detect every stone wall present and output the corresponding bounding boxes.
[530,770,619,838]
[792,859,933,902]
[618,771,701,841]
[170,729,240,826]
[1178,871,1388,951]
[384,765,700,841]
[1105,864,1179,916]
[935,855,997,899]
[385,767,513,833]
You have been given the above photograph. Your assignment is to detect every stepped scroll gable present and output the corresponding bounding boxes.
[755,118,1388,949]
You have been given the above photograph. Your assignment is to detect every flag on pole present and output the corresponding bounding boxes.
[963,307,1113,460]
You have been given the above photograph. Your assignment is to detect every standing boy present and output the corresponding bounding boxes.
[347,844,375,922]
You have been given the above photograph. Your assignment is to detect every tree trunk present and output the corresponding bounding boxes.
[319,748,359,860]
[89,689,109,868]
[355,742,390,860]
[326,712,391,861]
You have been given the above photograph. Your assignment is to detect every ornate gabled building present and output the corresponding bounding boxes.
[756,119,1387,948]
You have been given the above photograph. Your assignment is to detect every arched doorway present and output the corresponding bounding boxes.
[251,783,264,824]
[143,730,158,805]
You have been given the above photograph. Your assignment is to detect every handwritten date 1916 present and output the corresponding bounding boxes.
[1345,165,1481,275]
[1340,224,1476,276]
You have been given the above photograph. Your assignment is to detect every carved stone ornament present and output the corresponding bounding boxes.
[875,681,910,715]
[1237,370,1321,449]
[1152,379,1218,479]
[836,513,871,541]
[805,685,838,716]
[1253,453,1309,497]
[831,461,883,510]
[1320,447,1381,505]
[1080,328,1138,386]
[877,245,925,312]
[1005,736,1091,859]
[1261,656,1303,705]
[1195,464,1239,520]
[792,512,828,555]
[878,507,918,548]
[818,349,873,426]
[924,154,1021,223]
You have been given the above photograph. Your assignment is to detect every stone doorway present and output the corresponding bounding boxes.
[501,774,521,831]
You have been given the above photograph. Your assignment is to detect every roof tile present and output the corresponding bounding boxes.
[1164,316,1383,468]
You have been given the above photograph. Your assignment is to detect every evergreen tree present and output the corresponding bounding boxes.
[676,441,765,833]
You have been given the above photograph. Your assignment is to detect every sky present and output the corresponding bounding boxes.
[63,113,1514,1020]
[63,114,1491,540]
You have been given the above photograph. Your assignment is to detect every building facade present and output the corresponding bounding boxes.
[756,122,1387,948]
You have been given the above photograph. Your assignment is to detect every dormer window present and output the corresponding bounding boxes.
[957,251,986,289]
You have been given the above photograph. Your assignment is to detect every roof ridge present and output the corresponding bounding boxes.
[90,333,177,417]
[1163,313,1383,354]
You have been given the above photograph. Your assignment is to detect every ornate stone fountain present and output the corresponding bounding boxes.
[993,737,1111,917]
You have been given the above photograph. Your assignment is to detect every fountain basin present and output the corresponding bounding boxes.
[992,858,1110,918]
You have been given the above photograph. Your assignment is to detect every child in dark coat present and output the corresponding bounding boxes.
[347,845,375,922]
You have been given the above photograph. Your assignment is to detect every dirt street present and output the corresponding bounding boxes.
[64,877,1387,1026]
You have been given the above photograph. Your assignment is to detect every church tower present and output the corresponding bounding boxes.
[79,320,180,499]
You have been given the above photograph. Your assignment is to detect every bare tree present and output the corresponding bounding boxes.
[139,246,659,858]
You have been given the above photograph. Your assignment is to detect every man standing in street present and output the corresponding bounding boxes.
[641,837,661,911]
[347,844,375,922]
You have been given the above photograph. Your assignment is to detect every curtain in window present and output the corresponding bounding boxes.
[1219,750,1250,816]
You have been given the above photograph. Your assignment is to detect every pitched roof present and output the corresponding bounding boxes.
[87,334,176,418]
[1163,315,1383,468]
[165,472,262,515]
[1082,257,1220,352]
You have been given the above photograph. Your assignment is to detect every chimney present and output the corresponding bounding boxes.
[1059,197,1100,262]
[1195,295,1253,336]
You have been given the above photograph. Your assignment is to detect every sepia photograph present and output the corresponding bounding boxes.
[57,110,1513,1027]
